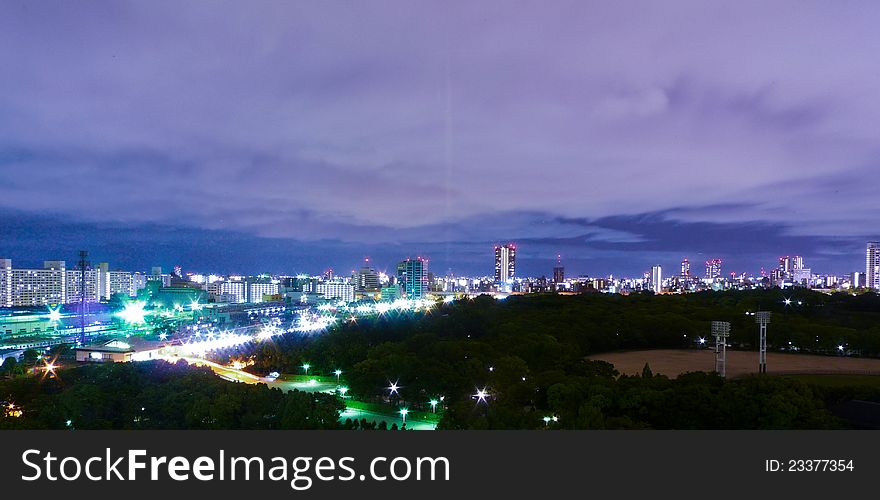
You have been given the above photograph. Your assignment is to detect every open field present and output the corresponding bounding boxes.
[588,349,880,378]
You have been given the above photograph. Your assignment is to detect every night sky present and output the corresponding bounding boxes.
[1,1,877,277]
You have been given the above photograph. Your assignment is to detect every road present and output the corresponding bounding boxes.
[170,355,437,430]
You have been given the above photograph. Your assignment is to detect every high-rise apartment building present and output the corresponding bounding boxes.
[705,259,722,280]
[494,244,516,283]
[315,281,355,302]
[651,265,663,294]
[868,242,880,290]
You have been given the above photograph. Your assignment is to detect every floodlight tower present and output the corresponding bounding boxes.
[711,321,731,377]
[755,311,771,373]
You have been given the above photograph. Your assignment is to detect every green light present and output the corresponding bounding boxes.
[117,301,147,324]
[47,305,62,323]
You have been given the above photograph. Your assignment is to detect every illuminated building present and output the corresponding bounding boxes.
[680,258,690,278]
[315,281,355,302]
[352,259,380,291]
[397,257,428,299]
[494,244,516,283]
[0,259,67,307]
[651,265,662,293]
[553,255,565,285]
[211,280,247,303]
[705,259,722,280]
[779,256,793,275]
[247,279,280,303]
[868,241,880,290]
[147,267,171,287]
[75,338,164,363]
[65,264,101,304]
[0,259,11,307]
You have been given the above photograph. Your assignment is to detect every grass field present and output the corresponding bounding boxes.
[588,349,880,379]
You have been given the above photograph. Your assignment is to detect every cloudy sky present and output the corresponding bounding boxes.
[1,1,878,277]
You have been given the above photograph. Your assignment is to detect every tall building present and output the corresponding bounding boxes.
[397,257,428,299]
[4,260,67,307]
[651,265,663,294]
[552,255,564,285]
[779,256,793,275]
[0,258,12,307]
[680,258,690,278]
[352,259,380,291]
[494,244,516,283]
[705,259,722,280]
[868,241,880,290]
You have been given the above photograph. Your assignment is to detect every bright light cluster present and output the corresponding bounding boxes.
[116,301,148,324]
[178,331,254,356]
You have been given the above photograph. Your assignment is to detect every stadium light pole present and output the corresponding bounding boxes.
[712,321,731,378]
[756,312,771,374]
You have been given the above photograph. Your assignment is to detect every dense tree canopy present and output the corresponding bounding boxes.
[0,360,343,429]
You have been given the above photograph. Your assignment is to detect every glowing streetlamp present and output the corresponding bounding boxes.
[338,386,349,397]
[302,363,311,375]
[429,399,439,413]
[334,369,342,382]
[399,408,409,424]
[543,416,551,426]
[474,387,489,404]
[388,381,400,396]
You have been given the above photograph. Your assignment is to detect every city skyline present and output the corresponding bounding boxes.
[2,2,879,277]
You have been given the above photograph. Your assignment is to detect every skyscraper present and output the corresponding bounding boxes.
[705,259,722,280]
[651,265,662,294]
[779,256,792,276]
[868,242,880,290]
[494,244,516,283]
[552,255,564,285]
[397,257,428,299]
[680,258,690,278]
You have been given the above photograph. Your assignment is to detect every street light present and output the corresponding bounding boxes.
[388,381,400,396]
[302,363,310,375]
[338,386,349,397]
[429,399,439,413]
[474,387,489,404]
[399,408,409,424]
[334,369,342,382]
